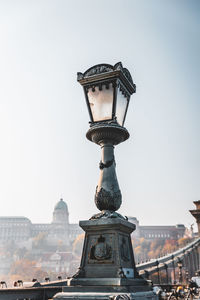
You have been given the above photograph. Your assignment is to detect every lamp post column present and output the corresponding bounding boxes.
[95,143,121,212]
[86,122,129,219]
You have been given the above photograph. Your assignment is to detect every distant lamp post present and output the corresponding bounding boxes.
[185,270,189,283]
[155,260,160,284]
[177,258,183,284]
[77,62,136,217]
[164,263,169,284]
[171,255,176,284]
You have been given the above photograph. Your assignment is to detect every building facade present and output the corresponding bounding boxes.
[36,251,78,274]
[0,199,186,248]
[0,198,82,247]
[128,216,186,240]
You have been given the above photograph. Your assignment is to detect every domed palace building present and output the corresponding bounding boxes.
[0,198,82,247]
[0,198,186,249]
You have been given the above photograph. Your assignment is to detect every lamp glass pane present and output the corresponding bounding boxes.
[88,83,113,122]
[116,88,128,126]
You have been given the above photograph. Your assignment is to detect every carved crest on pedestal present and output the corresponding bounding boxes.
[89,235,112,261]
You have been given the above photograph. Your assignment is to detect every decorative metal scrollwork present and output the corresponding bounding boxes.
[99,158,114,170]
[72,267,85,278]
[118,267,126,278]
[90,210,127,220]
[95,187,122,211]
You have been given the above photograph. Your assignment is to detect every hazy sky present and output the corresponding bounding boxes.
[0,0,199,229]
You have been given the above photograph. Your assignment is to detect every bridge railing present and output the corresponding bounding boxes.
[136,237,200,283]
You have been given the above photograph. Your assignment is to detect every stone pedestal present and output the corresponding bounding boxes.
[52,218,157,300]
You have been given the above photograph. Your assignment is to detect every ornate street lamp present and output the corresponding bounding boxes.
[185,270,189,283]
[53,62,156,299]
[177,258,183,284]
[73,62,149,283]
[164,263,169,284]
[77,62,136,217]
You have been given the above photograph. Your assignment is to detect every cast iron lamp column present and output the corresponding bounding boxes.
[87,122,129,218]
[77,62,135,218]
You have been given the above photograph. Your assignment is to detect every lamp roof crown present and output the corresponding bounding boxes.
[77,62,136,95]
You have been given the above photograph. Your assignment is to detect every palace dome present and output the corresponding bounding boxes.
[54,198,68,212]
[52,198,69,224]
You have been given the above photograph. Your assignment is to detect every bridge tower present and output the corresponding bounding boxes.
[190,200,200,236]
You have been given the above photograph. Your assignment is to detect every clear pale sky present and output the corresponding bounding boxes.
[0,0,199,229]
